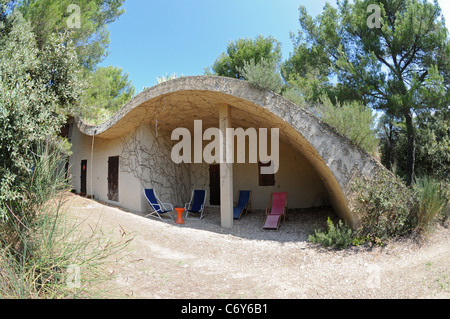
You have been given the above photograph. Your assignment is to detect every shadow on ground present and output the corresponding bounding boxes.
[91,195,337,243]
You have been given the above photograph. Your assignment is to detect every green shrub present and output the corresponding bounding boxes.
[238,57,283,93]
[0,11,83,221]
[414,176,449,232]
[308,217,353,249]
[0,141,131,298]
[315,96,379,156]
[351,171,417,240]
[282,87,307,108]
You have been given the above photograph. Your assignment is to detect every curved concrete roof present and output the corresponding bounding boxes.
[76,75,386,227]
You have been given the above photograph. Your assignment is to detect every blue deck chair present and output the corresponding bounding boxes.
[143,189,174,220]
[185,189,207,220]
[233,190,252,220]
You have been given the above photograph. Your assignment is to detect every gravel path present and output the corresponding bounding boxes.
[64,193,450,299]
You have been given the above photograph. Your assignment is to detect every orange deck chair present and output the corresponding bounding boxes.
[262,192,288,230]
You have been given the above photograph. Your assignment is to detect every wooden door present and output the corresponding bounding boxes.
[209,164,220,205]
[80,160,87,195]
[107,156,119,202]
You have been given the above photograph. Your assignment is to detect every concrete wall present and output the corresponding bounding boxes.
[68,118,143,212]
[232,141,327,210]
[69,119,327,213]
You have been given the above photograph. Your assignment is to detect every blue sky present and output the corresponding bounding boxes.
[99,0,450,94]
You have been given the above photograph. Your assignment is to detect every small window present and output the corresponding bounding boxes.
[258,161,275,186]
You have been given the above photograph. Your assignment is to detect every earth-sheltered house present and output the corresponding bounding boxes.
[66,75,389,229]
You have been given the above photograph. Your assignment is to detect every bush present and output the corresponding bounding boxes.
[282,87,307,108]
[0,141,131,298]
[315,96,379,156]
[308,217,353,249]
[238,57,283,93]
[414,176,449,232]
[351,171,417,240]
[0,11,83,211]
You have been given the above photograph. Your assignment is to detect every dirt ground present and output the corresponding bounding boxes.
[63,193,449,299]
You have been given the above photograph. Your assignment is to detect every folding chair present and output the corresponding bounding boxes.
[263,192,288,230]
[143,189,174,220]
[185,189,207,220]
[233,190,252,220]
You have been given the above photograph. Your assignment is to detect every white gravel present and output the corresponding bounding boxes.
[65,193,450,299]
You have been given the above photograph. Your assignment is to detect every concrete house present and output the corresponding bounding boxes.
[67,76,386,228]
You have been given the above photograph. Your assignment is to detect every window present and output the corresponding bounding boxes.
[258,161,275,186]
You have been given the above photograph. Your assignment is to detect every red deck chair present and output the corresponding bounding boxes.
[262,192,288,230]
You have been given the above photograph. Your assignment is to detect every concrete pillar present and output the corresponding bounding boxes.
[219,104,233,228]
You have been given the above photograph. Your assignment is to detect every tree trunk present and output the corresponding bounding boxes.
[404,109,415,186]
[383,120,393,171]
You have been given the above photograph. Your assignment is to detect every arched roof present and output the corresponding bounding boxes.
[76,75,386,227]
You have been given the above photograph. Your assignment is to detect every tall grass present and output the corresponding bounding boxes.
[414,176,449,232]
[0,140,131,298]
